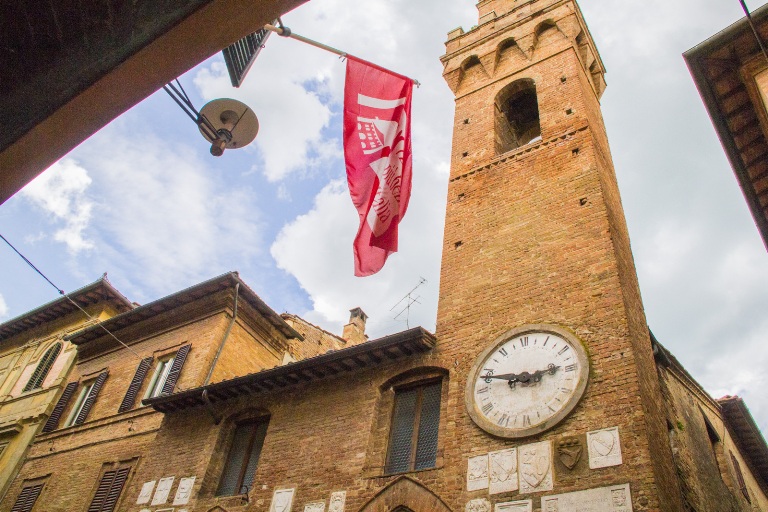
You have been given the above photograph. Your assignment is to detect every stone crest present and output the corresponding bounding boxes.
[466,498,491,512]
[270,488,296,512]
[557,437,583,470]
[587,427,622,469]
[518,441,553,493]
[489,448,518,495]
[328,491,346,512]
[467,454,489,491]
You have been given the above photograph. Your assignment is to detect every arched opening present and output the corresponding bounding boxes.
[494,79,541,154]
[23,342,62,392]
[461,55,481,71]
[358,476,451,512]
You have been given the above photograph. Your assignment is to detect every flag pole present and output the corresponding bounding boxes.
[264,23,421,86]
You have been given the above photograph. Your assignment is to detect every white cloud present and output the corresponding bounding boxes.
[21,159,95,253]
[71,124,266,299]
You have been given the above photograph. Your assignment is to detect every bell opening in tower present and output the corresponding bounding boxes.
[494,78,541,154]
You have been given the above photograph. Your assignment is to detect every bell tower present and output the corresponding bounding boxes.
[436,0,685,510]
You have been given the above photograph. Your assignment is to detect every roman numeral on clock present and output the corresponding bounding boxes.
[520,336,529,347]
[498,413,509,427]
[565,364,576,372]
[482,403,494,414]
[498,347,508,357]
[558,345,570,356]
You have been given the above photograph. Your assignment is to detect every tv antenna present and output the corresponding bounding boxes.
[391,277,427,328]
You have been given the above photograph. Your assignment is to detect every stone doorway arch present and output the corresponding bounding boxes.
[358,476,452,512]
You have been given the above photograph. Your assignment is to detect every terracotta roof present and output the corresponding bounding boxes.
[66,272,301,345]
[0,276,134,341]
[145,326,436,413]
[685,4,768,250]
[719,395,768,491]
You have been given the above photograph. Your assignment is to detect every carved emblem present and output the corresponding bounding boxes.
[465,498,491,512]
[518,441,553,493]
[591,430,615,456]
[270,489,295,512]
[304,502,325,512]
[467,455,489,491]
[557,437,582,470]
[489,448,518,495]
[328,491,346,512]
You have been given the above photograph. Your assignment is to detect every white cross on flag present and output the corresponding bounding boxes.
[343,56,414,276]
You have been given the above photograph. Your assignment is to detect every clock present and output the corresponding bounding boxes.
[465,324,589,438]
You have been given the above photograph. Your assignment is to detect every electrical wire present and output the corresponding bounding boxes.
[0,232,143,362]
[740,0,768,62]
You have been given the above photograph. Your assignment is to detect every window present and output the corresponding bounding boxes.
[385,380,442,474]
[494,79,541,154]
[62,371,108,427]
[65,381,95,427]
[217,419,269,496]
[87,466,131,512]
[23,342,62,392]
[10,482,44,512]
[143,344,191,400]
[144,356,175,399]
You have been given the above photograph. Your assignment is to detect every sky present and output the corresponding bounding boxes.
[1,0,768,435]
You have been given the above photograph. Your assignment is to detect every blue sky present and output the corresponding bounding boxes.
[2,0,768,435]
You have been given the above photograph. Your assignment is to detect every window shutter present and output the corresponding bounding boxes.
[88,470,116,512]
[74,371,108,425]
[101,467,130,512]
[118,358,153,413]
[42,381,78,433]
[10,483,44,512]
[160,344,191,395]
[23,342,62,392]
[731,452,751,502]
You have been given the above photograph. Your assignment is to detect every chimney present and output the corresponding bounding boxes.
[342,307,368,345]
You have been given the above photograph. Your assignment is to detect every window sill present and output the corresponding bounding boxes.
[369,464,443,480]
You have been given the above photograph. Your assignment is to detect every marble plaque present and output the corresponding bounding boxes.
[137,481,156,504]
[173,476,196,505]
[305,502,326,512]
[270,488,296,512]
[139,509,151,512]
[489,448,518,495]
[467,454,489,491]
[495,500,532,512]
[588,427,622,469]
[518,441,553,493]
[151,477,175,505]
[328,491,346,512]
[466,498,491,512]
[541,483,632,512]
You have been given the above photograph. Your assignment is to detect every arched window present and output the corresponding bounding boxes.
[494,79,541,154]
[23,342,62,392]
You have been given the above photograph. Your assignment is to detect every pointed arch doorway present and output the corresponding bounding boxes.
[358,476,452,512]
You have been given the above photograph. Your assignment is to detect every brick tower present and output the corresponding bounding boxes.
[435,0,685,510]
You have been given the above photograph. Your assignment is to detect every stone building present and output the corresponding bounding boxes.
[0,277,133,501]
[3,1,768,512]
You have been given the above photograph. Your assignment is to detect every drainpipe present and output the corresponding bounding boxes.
[200,282,239,422]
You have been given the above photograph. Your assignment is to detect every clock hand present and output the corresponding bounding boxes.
[530,364,561,382]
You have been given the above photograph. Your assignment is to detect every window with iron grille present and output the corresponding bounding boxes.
[217,419,269,496]
[385,380,442,474]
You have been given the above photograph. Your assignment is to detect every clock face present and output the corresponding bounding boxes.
[465,324,589,438]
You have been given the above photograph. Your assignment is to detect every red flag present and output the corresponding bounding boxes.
[343,56,413,277]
